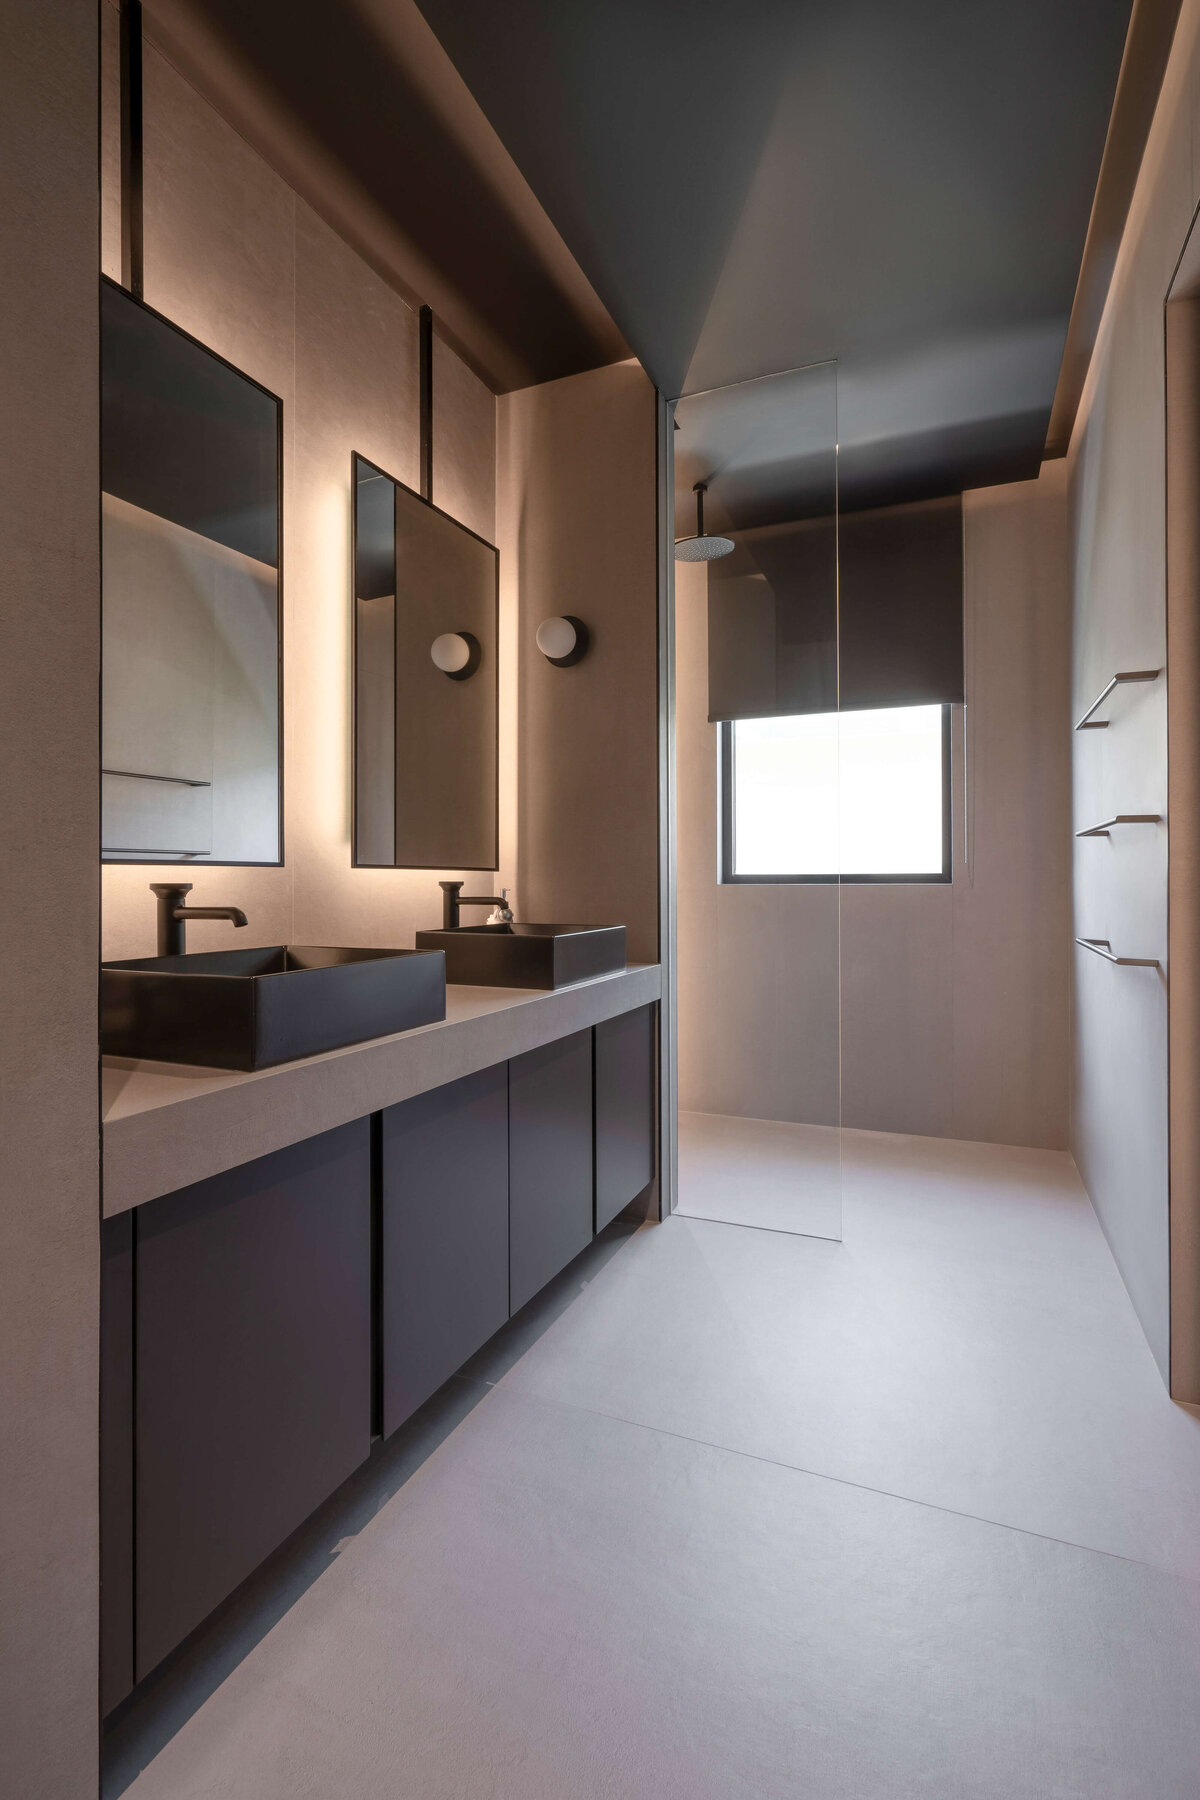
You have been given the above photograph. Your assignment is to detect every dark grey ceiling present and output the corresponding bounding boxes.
[416,0,1136,512]
[160,0,1142,513]
[674,365,838,538]
[148,0,628,393]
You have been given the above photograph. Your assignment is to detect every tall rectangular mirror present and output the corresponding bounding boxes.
[353,453,498,870]
[101,279,283,865]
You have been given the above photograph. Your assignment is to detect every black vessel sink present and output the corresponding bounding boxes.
[101,945,446,1070]
[413,923,626,989]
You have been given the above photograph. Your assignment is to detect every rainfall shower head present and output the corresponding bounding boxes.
[674,482,734,562]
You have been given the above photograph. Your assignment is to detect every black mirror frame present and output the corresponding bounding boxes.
[100,275,285,869]
[350,450,500,872]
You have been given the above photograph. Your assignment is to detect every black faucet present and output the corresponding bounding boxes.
[150,882,249,957]
[438,880,511,930]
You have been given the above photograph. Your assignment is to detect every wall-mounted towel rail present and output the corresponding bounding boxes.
[1075,813,1163,838]
[1074,669,1160,731]
[102,768,212,787]
[1075,936,1161,968]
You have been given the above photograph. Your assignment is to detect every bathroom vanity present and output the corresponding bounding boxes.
[95,244,658,1721]
[100,965,659,1713]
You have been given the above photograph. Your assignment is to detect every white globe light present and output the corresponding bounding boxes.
[431,632,472,674]
[535,616,579,661]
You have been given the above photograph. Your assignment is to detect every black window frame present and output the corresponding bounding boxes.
[719,703,953,886]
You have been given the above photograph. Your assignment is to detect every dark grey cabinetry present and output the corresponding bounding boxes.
[101,1002,656,1711]
[381,1064,509,1436]
[133,1119,371,1681]
[101,1212,135,1714]
[594,1004,656,1232]
[509,1028,594,1312]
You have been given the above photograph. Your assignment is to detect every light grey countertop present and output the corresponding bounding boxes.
[102,963,661,1216]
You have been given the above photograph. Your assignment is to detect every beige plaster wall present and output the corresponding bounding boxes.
[99,19,505,961]
[0,5,101,1796]
[1166,295,1200,1400]
[497,362,661,963]
[676,466,1071,1152]
[1066,0,1200,1390]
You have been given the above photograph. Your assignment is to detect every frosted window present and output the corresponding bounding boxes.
[729,704,948,879]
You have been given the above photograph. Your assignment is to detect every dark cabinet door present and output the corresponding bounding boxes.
[134,1119,371,1681]
[509,1028,593,1313]
[100,1211,135,1715]
[594,1005,656,1233]
[381,1064,509,1436]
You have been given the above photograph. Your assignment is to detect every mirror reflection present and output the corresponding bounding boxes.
[353,454,498,871]
[101,280,282,864]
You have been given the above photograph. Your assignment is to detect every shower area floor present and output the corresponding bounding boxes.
[677,1109,844,1238]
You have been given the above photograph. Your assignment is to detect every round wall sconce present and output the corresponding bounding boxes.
[535,615,590,667]
[430,631,481,680]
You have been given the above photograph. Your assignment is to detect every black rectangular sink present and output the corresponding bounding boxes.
[413,923,626,990]
[101,945,446,1070]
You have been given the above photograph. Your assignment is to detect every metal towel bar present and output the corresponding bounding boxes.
[1074,669,1160,731]
[1075,936,1161,968]
[102,768,212,787]
[1075,813,1163,838]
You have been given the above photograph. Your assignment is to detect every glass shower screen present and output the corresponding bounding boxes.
[673,361,842,1240]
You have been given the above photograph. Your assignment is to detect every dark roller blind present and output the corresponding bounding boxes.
[708,495,963,721]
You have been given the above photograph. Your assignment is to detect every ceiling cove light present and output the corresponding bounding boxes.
[674,481,734,562]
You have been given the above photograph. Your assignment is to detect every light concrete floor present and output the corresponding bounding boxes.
[678,1108,843,1238]
[107,1129,1200,1798]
